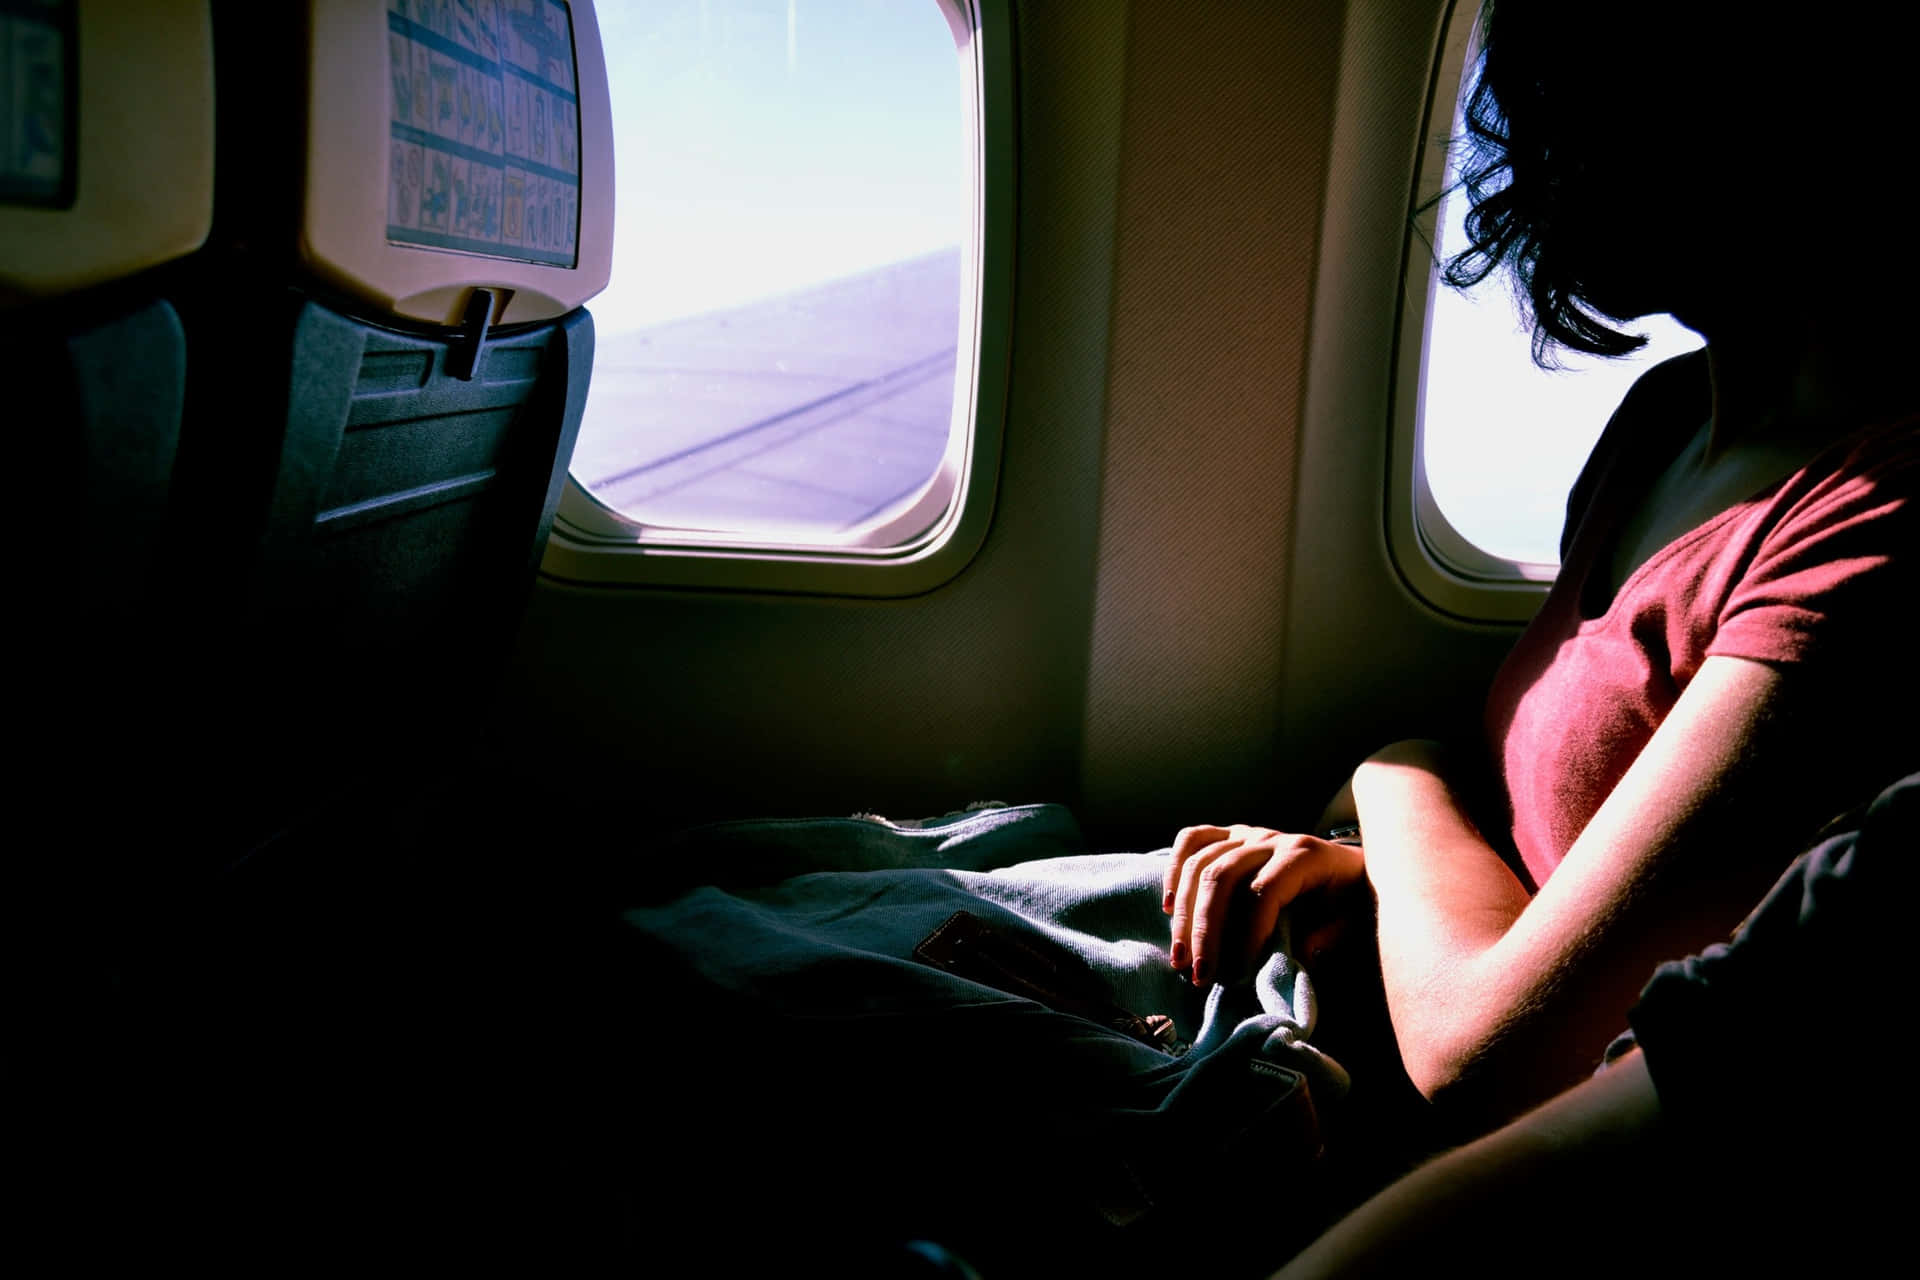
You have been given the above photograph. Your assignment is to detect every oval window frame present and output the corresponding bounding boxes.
[540,0,1013,598]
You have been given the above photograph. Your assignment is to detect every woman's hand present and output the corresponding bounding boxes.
[1162,824,1366,986]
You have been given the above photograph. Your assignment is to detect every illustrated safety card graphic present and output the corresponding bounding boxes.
[386,0,580,266]
[0,0,72,208]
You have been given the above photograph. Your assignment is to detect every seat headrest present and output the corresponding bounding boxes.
[299,0,613,327]
[0,1,214,306]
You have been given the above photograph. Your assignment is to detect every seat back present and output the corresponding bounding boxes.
[2,1,214,872]
[0,3,216,1257]
[1,0,214,628]
[176,0,613,849]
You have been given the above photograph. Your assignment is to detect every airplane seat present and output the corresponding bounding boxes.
[0,1,219,1262]
[1,0,213,778]
[2,0,216,950]
[172,0,613,861]
[44,6,622,1259]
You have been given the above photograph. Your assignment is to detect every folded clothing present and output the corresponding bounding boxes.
[605,803,1352,1275]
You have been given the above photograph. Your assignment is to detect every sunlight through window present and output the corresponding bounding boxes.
[572,0,969,540]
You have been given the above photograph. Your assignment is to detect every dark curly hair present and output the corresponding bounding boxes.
[1440,2,1919,367]
[1439,2,1654,365]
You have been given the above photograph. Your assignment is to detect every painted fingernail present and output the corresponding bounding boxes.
[1170,940,1188,970]
[1193,958,1212,987]
[1162,890,1174,913]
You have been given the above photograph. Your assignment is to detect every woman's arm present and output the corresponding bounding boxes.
[1355,654,1850,1122]
[1168,653,1882,1125]
[1271,1050,1664,1280]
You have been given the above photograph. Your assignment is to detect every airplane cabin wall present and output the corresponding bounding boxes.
[492,0,1527,851]
[1277,0,1522,828]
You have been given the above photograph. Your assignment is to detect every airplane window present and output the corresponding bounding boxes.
[568,0,970,544]
[1415,15,1704,572]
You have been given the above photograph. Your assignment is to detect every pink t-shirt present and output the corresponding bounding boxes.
[1483,356,1920,889]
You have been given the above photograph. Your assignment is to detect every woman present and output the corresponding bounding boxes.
[1165,0,1920,1129]
[1274,769,1920,1278]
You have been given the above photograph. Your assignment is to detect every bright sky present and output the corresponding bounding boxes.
[592,0,966,336]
